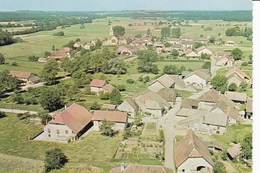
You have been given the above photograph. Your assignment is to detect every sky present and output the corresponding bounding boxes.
[0,0,252,11]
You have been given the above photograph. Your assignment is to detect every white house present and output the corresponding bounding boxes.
[183,69,210,87]
[117,98,139,117]
[196,46,212,56]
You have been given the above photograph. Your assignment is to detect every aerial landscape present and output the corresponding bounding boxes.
[0,0,253,173]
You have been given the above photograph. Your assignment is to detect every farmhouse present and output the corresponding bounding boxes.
[116,46,133,56]
[215,52,234,67]
[174,130,213,173]
[118,36,133,45]
[117,98,139,117]
[225,40,236,47]
[148,74,175,92]
[102,104,117,111]
[50,47,70,60]
[183,69,210,87]
[226,67,251,86]
[157,88,177,106]
[92,110,128,131]
[196,46,212,56]
[90,79,114,94]
[10,71,40,84]
[134,90,171,117]
[184,49,199,58]
[197,38,209,44]
[42,103,93,143]
[180,98,199,109]
[110,164,167,173]
[181,41,195,50]
[224,91,247,104]
[245,97,253,119]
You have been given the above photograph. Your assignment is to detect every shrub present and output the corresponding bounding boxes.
[11,62,18,66]
[28,55,39,62]
[126,79,134,84]
[228,83,238,91]
[0,111,6,118]
[44,148,68,172]
[53,31,65,36]
[117,85,126,91]
[90,101,101,110]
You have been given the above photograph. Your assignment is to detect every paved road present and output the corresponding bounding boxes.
[0,108,38,114]
[211,55,222,78]
[158,99,181,172]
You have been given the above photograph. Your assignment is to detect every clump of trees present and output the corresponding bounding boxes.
[201,61,211,70]
[100,120,117,137]
[0,111,6,118]
[53,31,64,36]
[163,65,186,75]
[211,75,228,93]
[172,27,181,38]
[161,26,171,37]
[231,48,243,60]
[40,59,59,85]
[241,133,252,160]
[228,83,238,91]
[0,53,5,64]
[0,29,16,46]
[44,148,68,172]
[0,70,22,96]
[28,55,39,62]
[109,89,122,105]
[225,26,252,40]
[137,50,159,74]
[112,26,125,37]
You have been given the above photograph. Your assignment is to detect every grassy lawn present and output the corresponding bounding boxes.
[211,124,252,144]
[0,102,42,112]
[0,113,123,172]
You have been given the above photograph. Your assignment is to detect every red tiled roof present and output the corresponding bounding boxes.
[50,103,92,134]
[90,79,107,88]
[92,110,127,123]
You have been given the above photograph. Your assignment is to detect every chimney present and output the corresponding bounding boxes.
[120,162,125,172]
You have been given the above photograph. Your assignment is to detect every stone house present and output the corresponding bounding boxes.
[92,110,128,131]
[184,49,199,58]
[224,91,247,104]
[174,130,213,173]
[116,46,133,56]
[10,71,40,84]
[183,69,210,87]
[50,47,70,61]
[110,164,167,173]
[43,103,93,143]
[196,46,212,56]
[226,67,251,86]
[215,52,234,67]
[148,74,176,92]
[245,97,253,119]
[90,79,114,94]
[117,98,139,117]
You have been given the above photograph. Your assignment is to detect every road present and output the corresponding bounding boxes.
[158,99,182,172]
[210,55,221,78]
[0,108,38,114]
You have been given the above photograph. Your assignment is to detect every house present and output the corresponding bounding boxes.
[118,36,133,45]
[50,47,70,60]
[172,43,183,51]
[224,91,247,104]
[183,69,210,87]
[90,79,107,93]
[148,74,176,92]
[157,88,176,106]
[184,49,199,58]
[181,41,195,50]
[245,97,253,119]
[92,110,128,131]
[110,164,167,173]
[83,43,91,50]
[73,41,83,48]
[225,40,236,47]
[10,71,40,84]
[134,90,171,117]
[43,104,93,143]
[226,67,251,86]
[180,36,193,41]
[180,98,199,109]
[174,130,213,173]
[103,83,115,94]
[117,98,139,117]
[208,141,223,152]
[197,38,209,44]
[196,46,212,56]
[215,55,234,67]
[102,104,117,111]
[116,46,133,56]
[227,143,242,160]
[167,38,181,45]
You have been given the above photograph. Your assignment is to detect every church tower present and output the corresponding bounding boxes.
[109,25,113,36]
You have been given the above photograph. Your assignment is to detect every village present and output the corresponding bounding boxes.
[0,10,253,173]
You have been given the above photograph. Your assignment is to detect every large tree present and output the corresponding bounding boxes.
[161,27,171,37]
[0,69,21,96]
[172,27,181,38]
[211,75,228,93]
[100,120,116,137]
[41,59,59,85]
[112,26,125,37]
[109,88,122,105]
[39,88,64,111]
[137,50,159,74]
[231,48,243,60]
[241,133,252,159]
[44,148,68,172]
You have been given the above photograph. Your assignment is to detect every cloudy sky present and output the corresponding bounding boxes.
[0,0,252,11]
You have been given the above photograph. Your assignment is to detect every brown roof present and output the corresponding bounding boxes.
[203,112,228,127]
[224,91,247,102]
[181,99,200,108]
[226,67,250,80]
[102,104,117,110]
[150,74,176,88]
[184,69,210,81]
[90,79,107,88]
[176,108,207,117]
[103,84,115,93]
[10,71,32,79]
[227,143,242,158]
[196,46,208,52]
[157,88,176,102]
[50,103,92,134]
[110,164,167,173]
[168,75,186,88]
[126,98,138,110]
[174,130,214,167]
[246,97,253,113]
[211,101,239,121]
[92,110,128,123]
[50,47,70,59]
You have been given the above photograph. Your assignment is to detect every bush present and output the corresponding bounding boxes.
[143,76,150,83]
[242,62,248,66]
[0,53,5,64]
[53,31,64,36]
[117,85,126,91]
[99,91,110,100]
[228,83,238,91]
[44,148,68,172]
[11,62,18,66]
[100,120,116,137]
[126,79,134,84]
[0,111,6,118]
[17,112,30,120]
[28,55,39,62]
[90,101,101,110]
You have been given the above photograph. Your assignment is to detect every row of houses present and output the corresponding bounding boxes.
[35,103,128,143]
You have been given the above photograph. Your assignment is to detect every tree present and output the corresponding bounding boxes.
[0,111,6,118]
[112,26,125,37]
[201,54,211,60]
[211,75,228,93]
[39,111,52,125]
[109,89,122,104]
[44,148,68,172]
[172,27,181,38]
[0,53,5,64]
[213,160,227,173]
[228,83,238,91]
[123,128,132,139]
[137,50,159,74]
[241,133,252,159]
[202,61,211,70]
[161,27,171,37]
[239,81,248,91]
[41,59,59,85]
[100,120,116,137]
[117,85,126,91]
[147,28,151,35]
[40,88,63,111]
[171,49,179,57]
[209,36,215,43]
[231,48,243,60]
[163,65,180,75]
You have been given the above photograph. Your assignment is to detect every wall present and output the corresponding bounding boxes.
[148,82,165,92]
[43,124,75,142]
[177,158,213,173]
[184,75,207,87]
[117,101,137,117]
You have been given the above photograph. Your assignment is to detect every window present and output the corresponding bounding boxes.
[48,134,51,137]
[65,130,68,134]
[182,169,185,172]
[48,129,51,133]
[56,129,60,134]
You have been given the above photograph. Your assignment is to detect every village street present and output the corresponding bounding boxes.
[0,108,38,114]
[210,55,222,78]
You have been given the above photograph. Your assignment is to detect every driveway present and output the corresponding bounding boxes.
[0,108,38,114]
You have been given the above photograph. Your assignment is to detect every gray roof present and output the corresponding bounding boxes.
[157,88,176,102]
[184,69,210,81]
[224,91,247,102]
